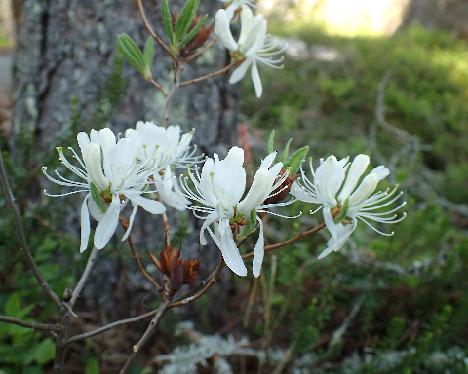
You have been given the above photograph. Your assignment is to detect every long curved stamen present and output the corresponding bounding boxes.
[258,209,302,219]
[44,188,90,197]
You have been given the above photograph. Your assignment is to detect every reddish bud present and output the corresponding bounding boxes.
[263,168,296,205]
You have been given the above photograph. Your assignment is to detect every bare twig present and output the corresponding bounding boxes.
[119,299,171,374]
[162,63,183,127]
[70,246,99,307]
[0,144,61,307]
[136,0,172,56]
[243,222,326,260]
[148,78,168,96]
[162,213,171,246]
[179,60,240,87]
[170,258,224,308]
[64,307,162,346]
[0,315,61,336]
[127,232,161,291]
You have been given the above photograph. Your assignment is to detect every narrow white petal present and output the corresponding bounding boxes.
[251,62,263,98]
[127,192,166,215]
[94,194,121,249]
[217,219,248,277]
[229,59,252,84]
[338,154,370,202]
[215,9,238,51]
[252,216,264,277]
[121,205,138,242]
[80,194,91,253]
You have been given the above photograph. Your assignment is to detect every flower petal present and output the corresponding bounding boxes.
[121,205,138,242]
[338,154,370,202]
[251,62,263,98]
[252,216,264,277]
[214,218,248,277]
[94,194,121,249]
[229,59,252,84]
[80,194,91,253]
[126,192,166,215]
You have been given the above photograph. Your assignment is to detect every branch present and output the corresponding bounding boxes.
[0,145,61,307]
[185,40,215,62]
[127,233,162,291]
[162,63,182,127]
[148,78,168,96]
[170,258,224,308]
[179,60,240,87]
[69,246,99,307]
[0,315,61,336]
[119,299,171,374]
[243,222,326,260]
[136,0,172,56]
[64,307,161,346]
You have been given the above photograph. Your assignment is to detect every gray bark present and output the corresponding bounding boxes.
[12,0,238,353]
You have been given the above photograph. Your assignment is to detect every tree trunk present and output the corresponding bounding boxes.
[12,0,238,360]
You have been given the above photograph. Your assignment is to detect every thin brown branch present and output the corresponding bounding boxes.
[70,246,99,307]
[0,315,61,336]
[170,258,224,308]
[148,78,168,96]
[162,63,182,127]
[136,0,172,56]
[162,213,171,246]
[127,233,162,291]
[64,308,161,346]
[119,299,171,374]
[243,222,326,260]
[179,60,240,87]
[0,144,61,307]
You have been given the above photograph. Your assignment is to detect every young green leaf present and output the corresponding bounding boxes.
[162,0,174,42]
[117,34,145,75]
[279,138,293,163]
[175,0,199,42]
[285,146,309,175]
[143,37,155,80]
[180,15,207,48]
[267,130,276,154]
[90,183,107,213]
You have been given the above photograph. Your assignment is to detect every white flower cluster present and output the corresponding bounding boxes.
[43,122,406,278]
[292,155,407,259]
[215,0,286,97]
[43,122,200,252]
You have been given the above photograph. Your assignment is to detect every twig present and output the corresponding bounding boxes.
[148,78,168,96]
[162,63,182,127]
[243,222,326,260]
[64,307,162,346]
[69,246,99,307]
[0,144,61,307]
[127,232,161,291]
[0,315,61,336]
[136,0,172,56]
[162,213,171,246]
[179,60,240,87]
[169,258,224,308]
[119,299,171,374]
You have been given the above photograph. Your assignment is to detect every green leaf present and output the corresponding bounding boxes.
[85,357,100,374]
[33,339,56,365]
[143,37,155,80]
[117,34,145,75]
[285,146,309,175]
[162,0,174,42]
[5,293,21,317]
[279,138,293,163]
[267,130,276,154]
[180,15,207,48]
[175,0,199,42]
[90,183,106,213]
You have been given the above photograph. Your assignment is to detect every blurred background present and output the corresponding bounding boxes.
[0,0,467,372]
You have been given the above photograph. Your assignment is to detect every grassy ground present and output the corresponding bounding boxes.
[237,23,468,372]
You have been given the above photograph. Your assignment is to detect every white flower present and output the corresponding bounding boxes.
[292,154,406,259]
[219,0,255,19]
[43,128,166,252]
[180,147,289,277]
[215,7,285,98]
[125,121,201,210]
